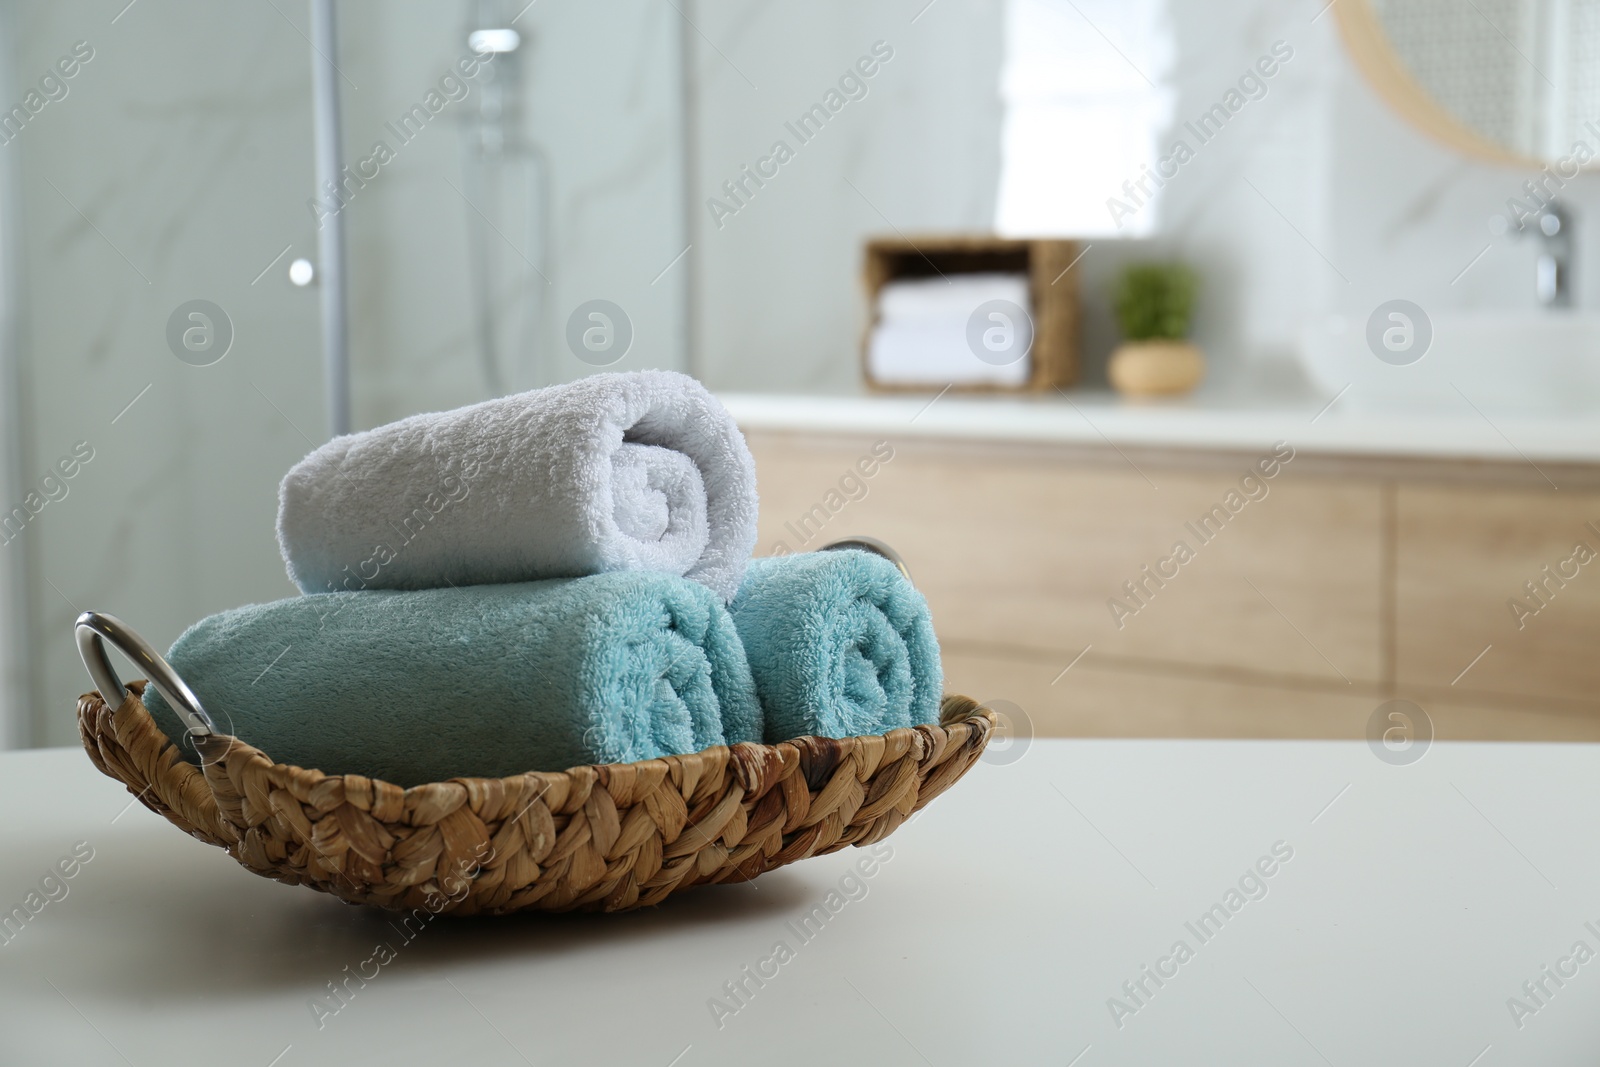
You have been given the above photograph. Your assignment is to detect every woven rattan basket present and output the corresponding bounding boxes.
[75,677,995,915]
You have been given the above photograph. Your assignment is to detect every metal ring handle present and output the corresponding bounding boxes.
[75,611,216,738]
[819,536,914,585]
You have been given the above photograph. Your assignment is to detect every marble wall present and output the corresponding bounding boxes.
[684,0,1600,393]
[685,0,1007,393]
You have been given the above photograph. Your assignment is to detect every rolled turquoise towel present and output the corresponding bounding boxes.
[730,550,942,742]
[143,573,762,785]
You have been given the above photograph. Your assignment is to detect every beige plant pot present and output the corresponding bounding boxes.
[1108,339,1205,397]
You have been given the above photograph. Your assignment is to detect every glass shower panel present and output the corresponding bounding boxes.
[8,1,322,747]
[4,0,688,746]
[335,0,690,427]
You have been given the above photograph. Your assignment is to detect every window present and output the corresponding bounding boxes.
[995,0,1176,237]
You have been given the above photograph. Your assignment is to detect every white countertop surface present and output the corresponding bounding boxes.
[6,738,1599,1065]
[721,391,1600,464]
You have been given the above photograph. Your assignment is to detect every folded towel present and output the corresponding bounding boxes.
[143,573,763,785]
[277,370,758,603]
[874,272,1031,324]
[729,549,942,742]
[869,273,1034,386]
[867,320,1032,387]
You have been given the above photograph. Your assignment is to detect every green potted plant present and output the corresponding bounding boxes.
[1108,263,1203,397]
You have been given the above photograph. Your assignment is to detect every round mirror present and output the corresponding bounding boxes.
[1335,0,1598,168]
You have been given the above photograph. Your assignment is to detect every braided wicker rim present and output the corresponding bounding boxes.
[76,683,995,914]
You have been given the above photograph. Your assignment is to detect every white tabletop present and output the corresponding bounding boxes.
[720,391,1600,465]
[4,738,1598,1066]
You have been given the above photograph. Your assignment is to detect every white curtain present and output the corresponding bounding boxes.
[994,0,1175,237]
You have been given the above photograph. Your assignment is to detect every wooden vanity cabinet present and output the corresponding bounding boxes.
[746,430,1600,742]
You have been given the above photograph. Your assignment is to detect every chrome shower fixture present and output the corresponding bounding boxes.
[462,0,548,396]
[468,27,521,54]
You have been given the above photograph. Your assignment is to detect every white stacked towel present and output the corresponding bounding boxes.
[277,370,758,603]
[867,273,1034,387]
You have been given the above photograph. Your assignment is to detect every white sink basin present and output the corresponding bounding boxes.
[1299,311,1600,413]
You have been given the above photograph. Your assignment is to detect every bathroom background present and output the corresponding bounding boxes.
[0,0,1586,748]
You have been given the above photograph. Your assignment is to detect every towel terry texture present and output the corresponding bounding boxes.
[276,369,758,603]
[142,573,763,786]
[729,549,942,743]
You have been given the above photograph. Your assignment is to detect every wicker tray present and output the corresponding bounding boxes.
[75,683,995,915]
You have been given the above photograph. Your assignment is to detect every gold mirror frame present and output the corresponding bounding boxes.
[1334,0,1545,169]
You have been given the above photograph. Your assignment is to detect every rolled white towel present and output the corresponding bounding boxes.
[277,370,758,602]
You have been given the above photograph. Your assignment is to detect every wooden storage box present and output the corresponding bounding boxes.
[861,235,1081,393]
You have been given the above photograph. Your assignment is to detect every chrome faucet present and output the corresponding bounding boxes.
[1534,203,1572,307]
[1497,201,1574,308]
[1496,202,1573,307]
